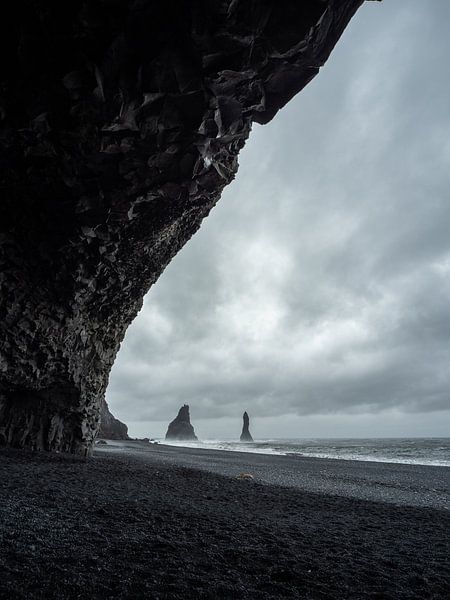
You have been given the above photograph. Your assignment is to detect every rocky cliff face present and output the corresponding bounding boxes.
[0,0,364,454]
[165,405,198,441]
[240,411,253,442]
[98,400,129,440]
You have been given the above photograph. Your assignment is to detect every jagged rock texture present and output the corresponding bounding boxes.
[98,400,129,440]
[165,405,198,441]
[0,0,364,454]
[240,411,253,442]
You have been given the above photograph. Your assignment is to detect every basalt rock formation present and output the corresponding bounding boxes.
[0,0,365,454]
[98,399,129,440]
[240,411,253,442]
[165,405,198,441]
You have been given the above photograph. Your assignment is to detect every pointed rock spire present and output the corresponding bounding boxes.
[165,405,198,441]
[240,411,253,442]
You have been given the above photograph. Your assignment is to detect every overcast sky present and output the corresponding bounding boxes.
[107,1,450,439]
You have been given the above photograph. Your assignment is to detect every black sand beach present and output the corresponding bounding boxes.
[1,444,449,600]
[100,441,450,510]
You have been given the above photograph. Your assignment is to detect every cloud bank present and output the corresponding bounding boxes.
[107,1,450,437]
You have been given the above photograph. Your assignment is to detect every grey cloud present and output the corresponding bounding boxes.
[107,1,450,432]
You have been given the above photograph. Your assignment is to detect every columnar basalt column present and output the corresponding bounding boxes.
[0,0,364,454]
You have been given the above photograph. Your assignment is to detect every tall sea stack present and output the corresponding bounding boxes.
[240,411,253,442]
[165,405,198,441]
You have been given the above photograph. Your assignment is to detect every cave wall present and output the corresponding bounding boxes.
[0,0,364,454]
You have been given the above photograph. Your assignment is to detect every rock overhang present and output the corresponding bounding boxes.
[0,0,365,454]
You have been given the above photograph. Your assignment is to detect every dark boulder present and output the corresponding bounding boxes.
[240,411,253,442]
[165,405,198,441]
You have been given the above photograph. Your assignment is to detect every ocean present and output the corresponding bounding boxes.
[161,437,450,467]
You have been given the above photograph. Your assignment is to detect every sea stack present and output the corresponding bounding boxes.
[240,411,253,442]
[165,405,198,441]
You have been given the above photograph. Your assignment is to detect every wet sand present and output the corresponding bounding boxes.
[0,444,449,599]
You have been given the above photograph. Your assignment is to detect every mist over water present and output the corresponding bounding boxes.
[162,438,450,467]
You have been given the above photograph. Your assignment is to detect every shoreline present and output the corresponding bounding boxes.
[1,446,449,599]
[97,440,450,510]
[119,438,450,468]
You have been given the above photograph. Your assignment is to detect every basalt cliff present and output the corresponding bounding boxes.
[98,400,129,440]
[0,0,365,454]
